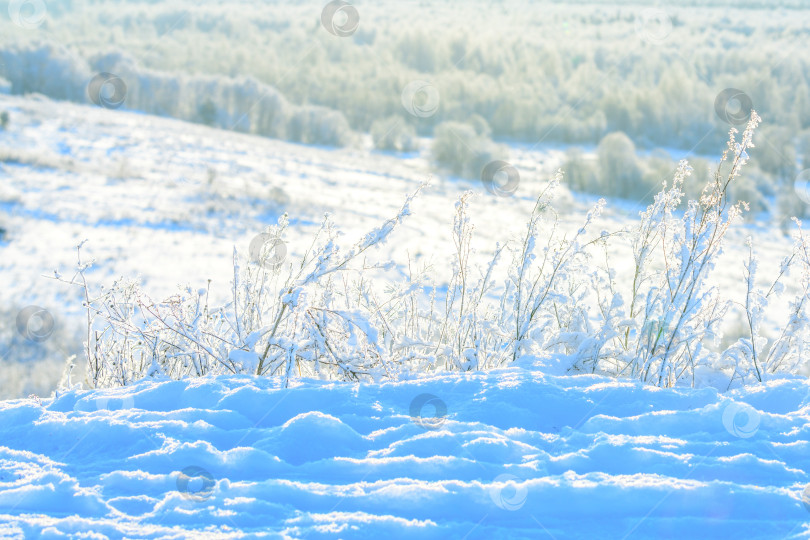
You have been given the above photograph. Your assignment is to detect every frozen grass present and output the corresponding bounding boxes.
[57,111,810,391]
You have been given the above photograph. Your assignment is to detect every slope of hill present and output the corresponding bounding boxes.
[0,92,802,400]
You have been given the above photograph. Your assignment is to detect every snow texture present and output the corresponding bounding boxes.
[1,364,809,539]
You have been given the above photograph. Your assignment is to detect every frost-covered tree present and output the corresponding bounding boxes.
[370,116,419,152]
[432,121,507,179]
[596,132,645,199]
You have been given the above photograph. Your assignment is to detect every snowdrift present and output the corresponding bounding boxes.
[1,365,809,539]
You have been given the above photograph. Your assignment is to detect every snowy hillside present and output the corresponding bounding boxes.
[2,93,810,538]
[0,92,573,321]
[0,93,801,398]
[2,364,810,539]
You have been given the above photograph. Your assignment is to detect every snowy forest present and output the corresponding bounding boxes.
[3,1,810,214]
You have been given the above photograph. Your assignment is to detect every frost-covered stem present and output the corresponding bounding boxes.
[461,243,504,352]
[511,219,534,359]
[75,244,98,386]
[453,193,472,363]
[143,301,237,374]
[742,242,762,382]
[305,310,354,379]
[257,292,290,375]
[653,114,759,385]
[232,249,242,343]
[513,201,602,361]
[764,224,810,373]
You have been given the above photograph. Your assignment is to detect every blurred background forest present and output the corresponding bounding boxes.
[2,0,810,222]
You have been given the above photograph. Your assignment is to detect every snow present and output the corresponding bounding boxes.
[2,93,810,537]
[1,366,810,538]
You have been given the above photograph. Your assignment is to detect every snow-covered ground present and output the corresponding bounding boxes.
[0,93,572,326]
[2,94,810,537]
[1,364,810,538]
